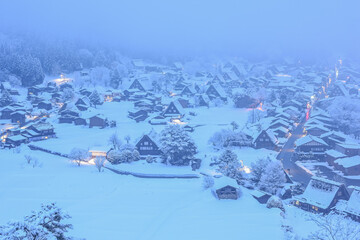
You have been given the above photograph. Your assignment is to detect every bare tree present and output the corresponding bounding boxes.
[69,148,90,166]
[308,213,360,240]
[94,156,106,172]
[124,135,131,144]
[108,132,122,150]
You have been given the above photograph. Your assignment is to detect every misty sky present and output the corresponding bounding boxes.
[0,0,359,59]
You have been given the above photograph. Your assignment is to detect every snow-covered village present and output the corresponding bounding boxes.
[1,1,360,240]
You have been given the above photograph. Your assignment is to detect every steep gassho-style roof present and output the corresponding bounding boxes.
[345,187,360,217]
[295,176,343,209]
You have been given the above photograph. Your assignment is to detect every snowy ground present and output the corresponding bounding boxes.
[0,101,319,239]
[0,148,287,240]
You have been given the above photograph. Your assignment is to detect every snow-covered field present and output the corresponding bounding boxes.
[0,148,287,240]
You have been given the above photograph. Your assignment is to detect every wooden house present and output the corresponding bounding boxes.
[59,115,75,124]
[324,149,347,166]
[342,187,360,222]
[74,117,87,126]
[180,86,196,97]
[10,111,26,125]
[27,86,42,96]
[320,131,346,148]
[37,101,52,111]
[129,79,146,92]
[162,101,184,118]
[213,176,239,200]
[27,123,56,140]
[128,109,149,122]
[295,135,329,154]
[330,83,348,97]
[5,135,28,147]
[333,155,360,175]
[294,176,349,213]
[89,115,107,128]
[253,130,279,151]
[205,84,227,101]
[1,107,14,119]
[135,134,162,156]
[305,125,329,137]
[334,143,360,157]
[194,94,210,107]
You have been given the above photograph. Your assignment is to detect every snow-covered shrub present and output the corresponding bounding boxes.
[208,129,252,148]
[160,125,197,166]
[266,196,284,211]
[146,155,155,163]
[107,150,121,164]
[202,175,214,189]
[0,203,73,240]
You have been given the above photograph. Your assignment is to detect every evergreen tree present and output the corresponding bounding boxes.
[89,90,102,108]
[216,149,243,180]
[160,125,197,166]
[0,203,73,240]
[110,69,121,89]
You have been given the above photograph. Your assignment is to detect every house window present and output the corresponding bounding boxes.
[312,206,318,211]
[144,141,149,145]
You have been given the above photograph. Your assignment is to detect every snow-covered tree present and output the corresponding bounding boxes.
[250,157,272,184]
[89,90,102,108]
[0,203,73,240]
[202,175,214,189]
[94,156,106,172]
[61,88,74,102]
[208,129,252,148]
[160,125,197,166]
[68,148,90,166]
[108,132,122,150]
[0,90,13,107]
[230,121,239,131]
[110,68,121,89]
[258,160,286,194]
[309,213,360,240]
[216,150,243,180]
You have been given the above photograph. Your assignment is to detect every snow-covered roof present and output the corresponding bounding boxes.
[212,176,238,189]
[345,187,360,217]
[335,156,360,168]
[325,149,346,159]
[295,176,343,209]
[320,131,347,140]
[295,135,328,147]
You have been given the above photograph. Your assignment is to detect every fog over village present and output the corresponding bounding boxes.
[0,1,360,240]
